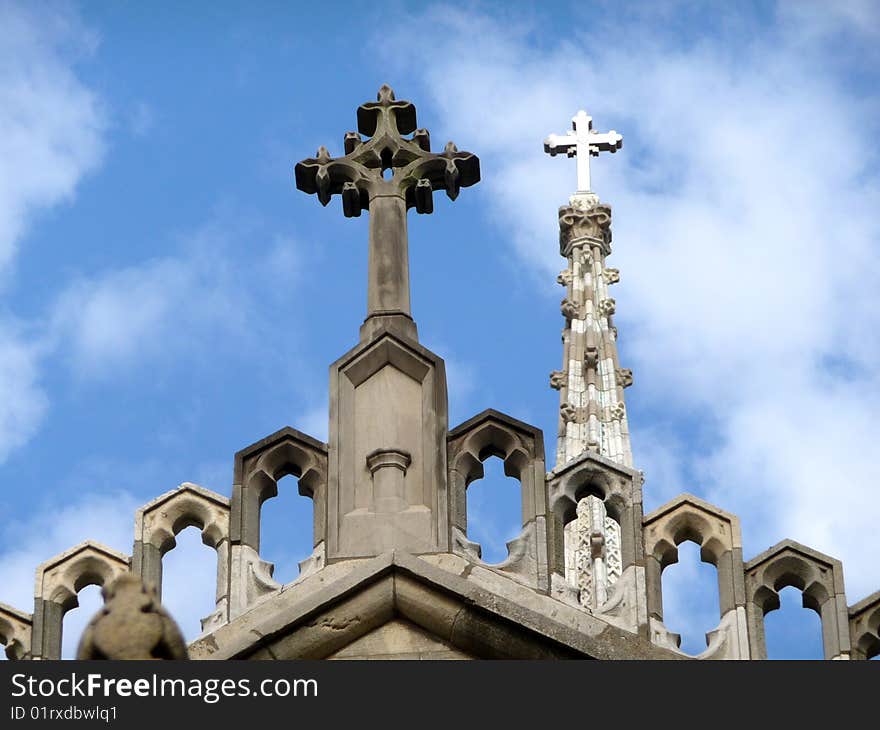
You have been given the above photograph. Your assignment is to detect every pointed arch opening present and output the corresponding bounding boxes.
[61,584,103,659]
[659,540,721,655]
[258,474,316,584]
[763,586,823,659]
[160,526,220,641]
[465,455,523,565]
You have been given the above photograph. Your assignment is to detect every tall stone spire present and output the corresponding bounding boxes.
[545,110,633,609]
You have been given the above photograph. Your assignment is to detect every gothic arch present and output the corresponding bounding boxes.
[228,427,328,619]
[642,494,749,659]
[230,426,328,551]
[848,590,880,660]
[0,603,32,660]
[31,541,129,660]
[132,483,230,633]
[745,539,850,659]
[446,409,550,590]
[547,451,643,573]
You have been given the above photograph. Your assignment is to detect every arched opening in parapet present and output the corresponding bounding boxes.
[259,474,315,585]
[466,456,522,565]
[764,586,823,659]
[61,584,103,659]
[161,526,219,642]
[660,540,720,656]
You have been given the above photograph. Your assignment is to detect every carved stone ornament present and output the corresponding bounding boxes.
[76,574,188,660]
[615,367,634,388]
[585,346,599,367]
[602,268,620,285]
[598,298,616,317]
[295,84,479,217]
[556,269,573,286]
[549,370,567,390]
[561,298,581,320]
[558,204,612,256]
[559,403,579,423]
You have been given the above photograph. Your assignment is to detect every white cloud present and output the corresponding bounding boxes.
[50,221,300,379]
[0,1,105,464]
[0,1,104,276]
[384,4,880,600]
[296,402,329,443]
[0,492,137,608]
[0,322,48,462]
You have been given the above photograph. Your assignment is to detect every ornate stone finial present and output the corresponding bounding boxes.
[76,574,188,660]
[295,84,479,215]
[294,85,480,341]
[544,110,622,195]
[558,204,613,257]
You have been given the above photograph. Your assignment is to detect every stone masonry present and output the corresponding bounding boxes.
[1,89,877,660]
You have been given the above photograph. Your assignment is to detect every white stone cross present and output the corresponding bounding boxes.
[544,110,623,193]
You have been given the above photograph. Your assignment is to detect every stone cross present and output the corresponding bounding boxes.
[295,85,480,341]
[544,110,622,193]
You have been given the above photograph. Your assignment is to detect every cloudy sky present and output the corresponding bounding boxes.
[1,1,877,659]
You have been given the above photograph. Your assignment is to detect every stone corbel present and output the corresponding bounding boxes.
[560,298,581,320]
[602,268,620,285]
[556,269,573,286]
[559,403,581,424]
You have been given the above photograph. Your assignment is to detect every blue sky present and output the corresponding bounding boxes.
[1,1,878,659]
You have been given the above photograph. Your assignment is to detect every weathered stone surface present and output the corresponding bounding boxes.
[32,541,130,660]
[76,574,188,660]
[745,539,850,659]
[327,333,449,559]
[327,619,471,660]
[849,590,880,660]
[190,552,682,661]
[0,603,32,660]
[132,482,230,631]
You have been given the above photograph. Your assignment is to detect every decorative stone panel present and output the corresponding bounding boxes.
[745,539,850,659]
[547,451,647,635]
